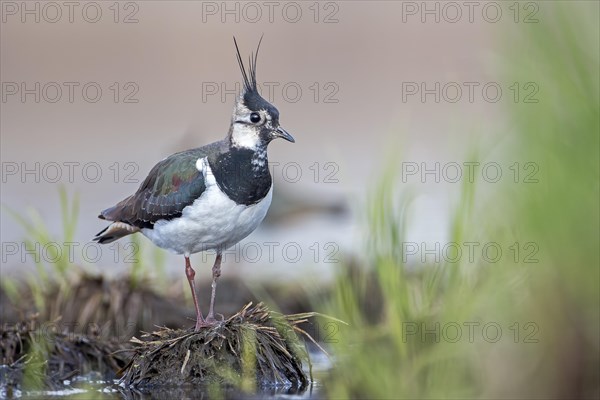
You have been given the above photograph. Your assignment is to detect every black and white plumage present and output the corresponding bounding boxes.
[94,38,294,330]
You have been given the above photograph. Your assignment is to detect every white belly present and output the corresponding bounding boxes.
[141,158,273,255]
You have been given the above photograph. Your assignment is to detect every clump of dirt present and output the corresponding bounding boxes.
[121,303,319,390]
[0,317,132,395]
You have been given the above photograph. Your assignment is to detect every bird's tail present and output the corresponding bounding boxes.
[93,221,140,244]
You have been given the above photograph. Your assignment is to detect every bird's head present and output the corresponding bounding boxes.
[228,37,294,150]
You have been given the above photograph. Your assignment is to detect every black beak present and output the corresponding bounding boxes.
[273,126,295,143]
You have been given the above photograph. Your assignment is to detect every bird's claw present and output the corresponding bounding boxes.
[195,314,223,329]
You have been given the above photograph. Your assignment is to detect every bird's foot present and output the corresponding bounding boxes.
[206,311,225,322]
[206,313,225,323]
[194,315,222,330]
[194,319,205,331]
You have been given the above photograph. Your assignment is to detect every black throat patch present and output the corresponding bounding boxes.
[207,147,272,206]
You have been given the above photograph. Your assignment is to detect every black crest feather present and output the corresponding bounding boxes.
[233,36,263,93]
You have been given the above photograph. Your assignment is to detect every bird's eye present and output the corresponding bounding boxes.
[250,112,261,123]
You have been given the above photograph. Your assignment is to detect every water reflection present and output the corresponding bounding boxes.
[117,382,321,400]
[3,350,329,400]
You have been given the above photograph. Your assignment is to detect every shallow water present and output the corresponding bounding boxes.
[1,350,331,400]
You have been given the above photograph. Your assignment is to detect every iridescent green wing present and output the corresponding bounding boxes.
[100,147,214,228]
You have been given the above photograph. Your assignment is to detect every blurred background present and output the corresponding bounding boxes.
[1,1,598,399]
[2,0,513,280]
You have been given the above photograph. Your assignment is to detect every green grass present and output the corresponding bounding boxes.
[321,4,599,399]
[2,185,79,311]
[2,185,168,320]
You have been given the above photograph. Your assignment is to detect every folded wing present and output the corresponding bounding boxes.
[99,149,207,230]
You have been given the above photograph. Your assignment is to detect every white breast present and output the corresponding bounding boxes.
[142,157,273,255]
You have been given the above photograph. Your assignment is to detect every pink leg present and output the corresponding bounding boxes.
[185,256,205,331]
[205,253,222,323]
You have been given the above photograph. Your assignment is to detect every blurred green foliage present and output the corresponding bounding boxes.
[2,186,79,311]
[322,4,599,399]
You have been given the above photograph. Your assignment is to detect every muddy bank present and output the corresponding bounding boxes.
[0,318,131,396]
[0,272,329,337]
[0,269,347,397]
[0,304,324,398]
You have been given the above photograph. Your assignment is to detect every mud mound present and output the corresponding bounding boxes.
[121,303,317,390]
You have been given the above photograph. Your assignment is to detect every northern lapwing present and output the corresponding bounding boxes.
[93,38,295,330]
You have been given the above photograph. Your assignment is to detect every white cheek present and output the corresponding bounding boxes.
[236,101,251,115]
[231,124,260,149]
